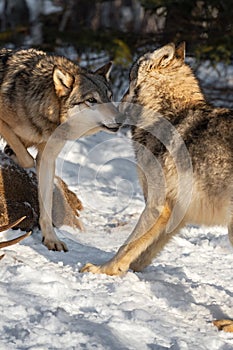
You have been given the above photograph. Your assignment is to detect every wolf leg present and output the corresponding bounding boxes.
[227,220,233,247]
[0,120,34,168]
[137,164,148,202]
[80,203,171,275]
[213,319,233,332]
[129,226,180,272]
[37,142,67,252]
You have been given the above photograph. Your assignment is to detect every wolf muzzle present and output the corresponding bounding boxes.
[100,103,126,132]
[104,113,126,132]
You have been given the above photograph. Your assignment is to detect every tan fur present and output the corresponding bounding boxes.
[81,204,171,275]
[213,319,233,333]
[81,42,233,276]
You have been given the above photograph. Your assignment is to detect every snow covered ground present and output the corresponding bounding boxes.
[0,130,233,349]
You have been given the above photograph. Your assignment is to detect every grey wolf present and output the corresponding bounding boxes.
[0,48,121,251]
[81,42,233,275]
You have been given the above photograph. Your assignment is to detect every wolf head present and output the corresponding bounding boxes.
[53,61,123,137]
[120,42,204,119]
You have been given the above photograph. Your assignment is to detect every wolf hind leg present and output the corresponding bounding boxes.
[80,203,171,276]
[0,120,34,168]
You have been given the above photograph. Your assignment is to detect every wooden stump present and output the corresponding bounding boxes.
[0,151,83,232]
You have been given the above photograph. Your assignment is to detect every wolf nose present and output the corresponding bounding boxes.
[103,114,125,132]
[115,112,126,126]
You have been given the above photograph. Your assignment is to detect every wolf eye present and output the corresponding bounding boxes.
[87,98,97,104]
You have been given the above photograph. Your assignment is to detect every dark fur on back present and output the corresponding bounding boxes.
[132,106,233,195]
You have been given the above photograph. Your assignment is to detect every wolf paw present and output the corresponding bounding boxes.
[213,319,233,332]
[42,237,68,252]
[80,263,103,274]
[80,262,126,276]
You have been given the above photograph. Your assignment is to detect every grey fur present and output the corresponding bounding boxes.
[0,48,120,251]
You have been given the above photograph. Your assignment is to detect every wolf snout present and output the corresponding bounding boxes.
[103,112,126,132]
[115,112,126,128]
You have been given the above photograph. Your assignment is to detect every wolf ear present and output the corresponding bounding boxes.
[175,42,186,61]
[95,62,112,80]
[135,43,176,85]
[53,67,74,97]
[148,43,176,69]
[138,43,176,73]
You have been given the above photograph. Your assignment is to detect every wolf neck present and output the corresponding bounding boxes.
[139,65,205,118]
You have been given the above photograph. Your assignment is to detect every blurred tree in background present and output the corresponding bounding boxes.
[140,0,233,62]
[0,0,232,63]
[0,0,232,106]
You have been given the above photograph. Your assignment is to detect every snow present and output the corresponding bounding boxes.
[0,130,233,349]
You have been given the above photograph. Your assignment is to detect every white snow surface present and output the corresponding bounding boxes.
[0,131,233,350]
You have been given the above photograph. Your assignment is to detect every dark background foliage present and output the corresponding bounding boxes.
[0,0,232,62]
[0,0,232,106]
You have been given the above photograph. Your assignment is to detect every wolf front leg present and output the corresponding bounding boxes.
[80,203,171,276]
[0,120,34,168]
[227,219,233,247]
[37,141,67,252]
[129,224,181,272]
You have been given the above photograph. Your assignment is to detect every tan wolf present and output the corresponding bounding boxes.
[0,48,121,251]
[81,42,233,276]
